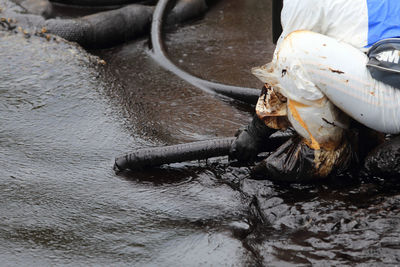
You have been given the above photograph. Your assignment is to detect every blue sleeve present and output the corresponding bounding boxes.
[367,0,400,46]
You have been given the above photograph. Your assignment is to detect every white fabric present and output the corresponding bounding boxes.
[255,31,400,141]
[279,0,369,50]
[254,0,400,145]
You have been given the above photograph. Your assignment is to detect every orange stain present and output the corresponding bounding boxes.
[288,100,321,150]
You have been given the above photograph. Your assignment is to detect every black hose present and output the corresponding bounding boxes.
[114,137,235,172]
[44,4,154,48]
[49,0,149,6]
[2,3,154,48]
[113,130,295,172]
[4,0,213,48]
[150,0,261,104]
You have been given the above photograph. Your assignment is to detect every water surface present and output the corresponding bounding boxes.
[1,0,400,266]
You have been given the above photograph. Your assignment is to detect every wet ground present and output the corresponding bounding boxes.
[1,0,400,266]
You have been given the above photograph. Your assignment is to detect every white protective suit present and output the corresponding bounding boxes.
[254,0,400,152]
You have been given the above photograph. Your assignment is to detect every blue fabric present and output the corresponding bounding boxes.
[367,0,400,47]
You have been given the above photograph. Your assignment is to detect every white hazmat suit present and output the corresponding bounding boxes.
[253,0,400,149]
[252,0,400,178]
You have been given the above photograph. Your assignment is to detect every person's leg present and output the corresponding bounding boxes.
[256,30,400,135]
[251,31,368,179]
[234,31,400,178]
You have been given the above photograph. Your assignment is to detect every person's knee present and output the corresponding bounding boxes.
[277,30,323,62]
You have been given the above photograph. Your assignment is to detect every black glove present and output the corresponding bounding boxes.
[229,114,275,163]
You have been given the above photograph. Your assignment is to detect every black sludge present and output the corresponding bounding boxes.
[2,0,400,265]
[363,135,400,178]
[114,137,235,172]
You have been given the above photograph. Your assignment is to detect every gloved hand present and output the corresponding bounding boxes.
[229,128,259,163]
[229,114,275,164]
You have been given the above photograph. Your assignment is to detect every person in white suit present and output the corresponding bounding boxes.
[230,0,400,180]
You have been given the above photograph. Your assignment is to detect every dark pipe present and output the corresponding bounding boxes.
[150,0,261,105]
[5,4,153,49]
[114,137,236,172]
[272,0,283,44]
[6,0,214,48]
[49,0,148,6]
[113,130,295,172]
[44,4,154,48]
